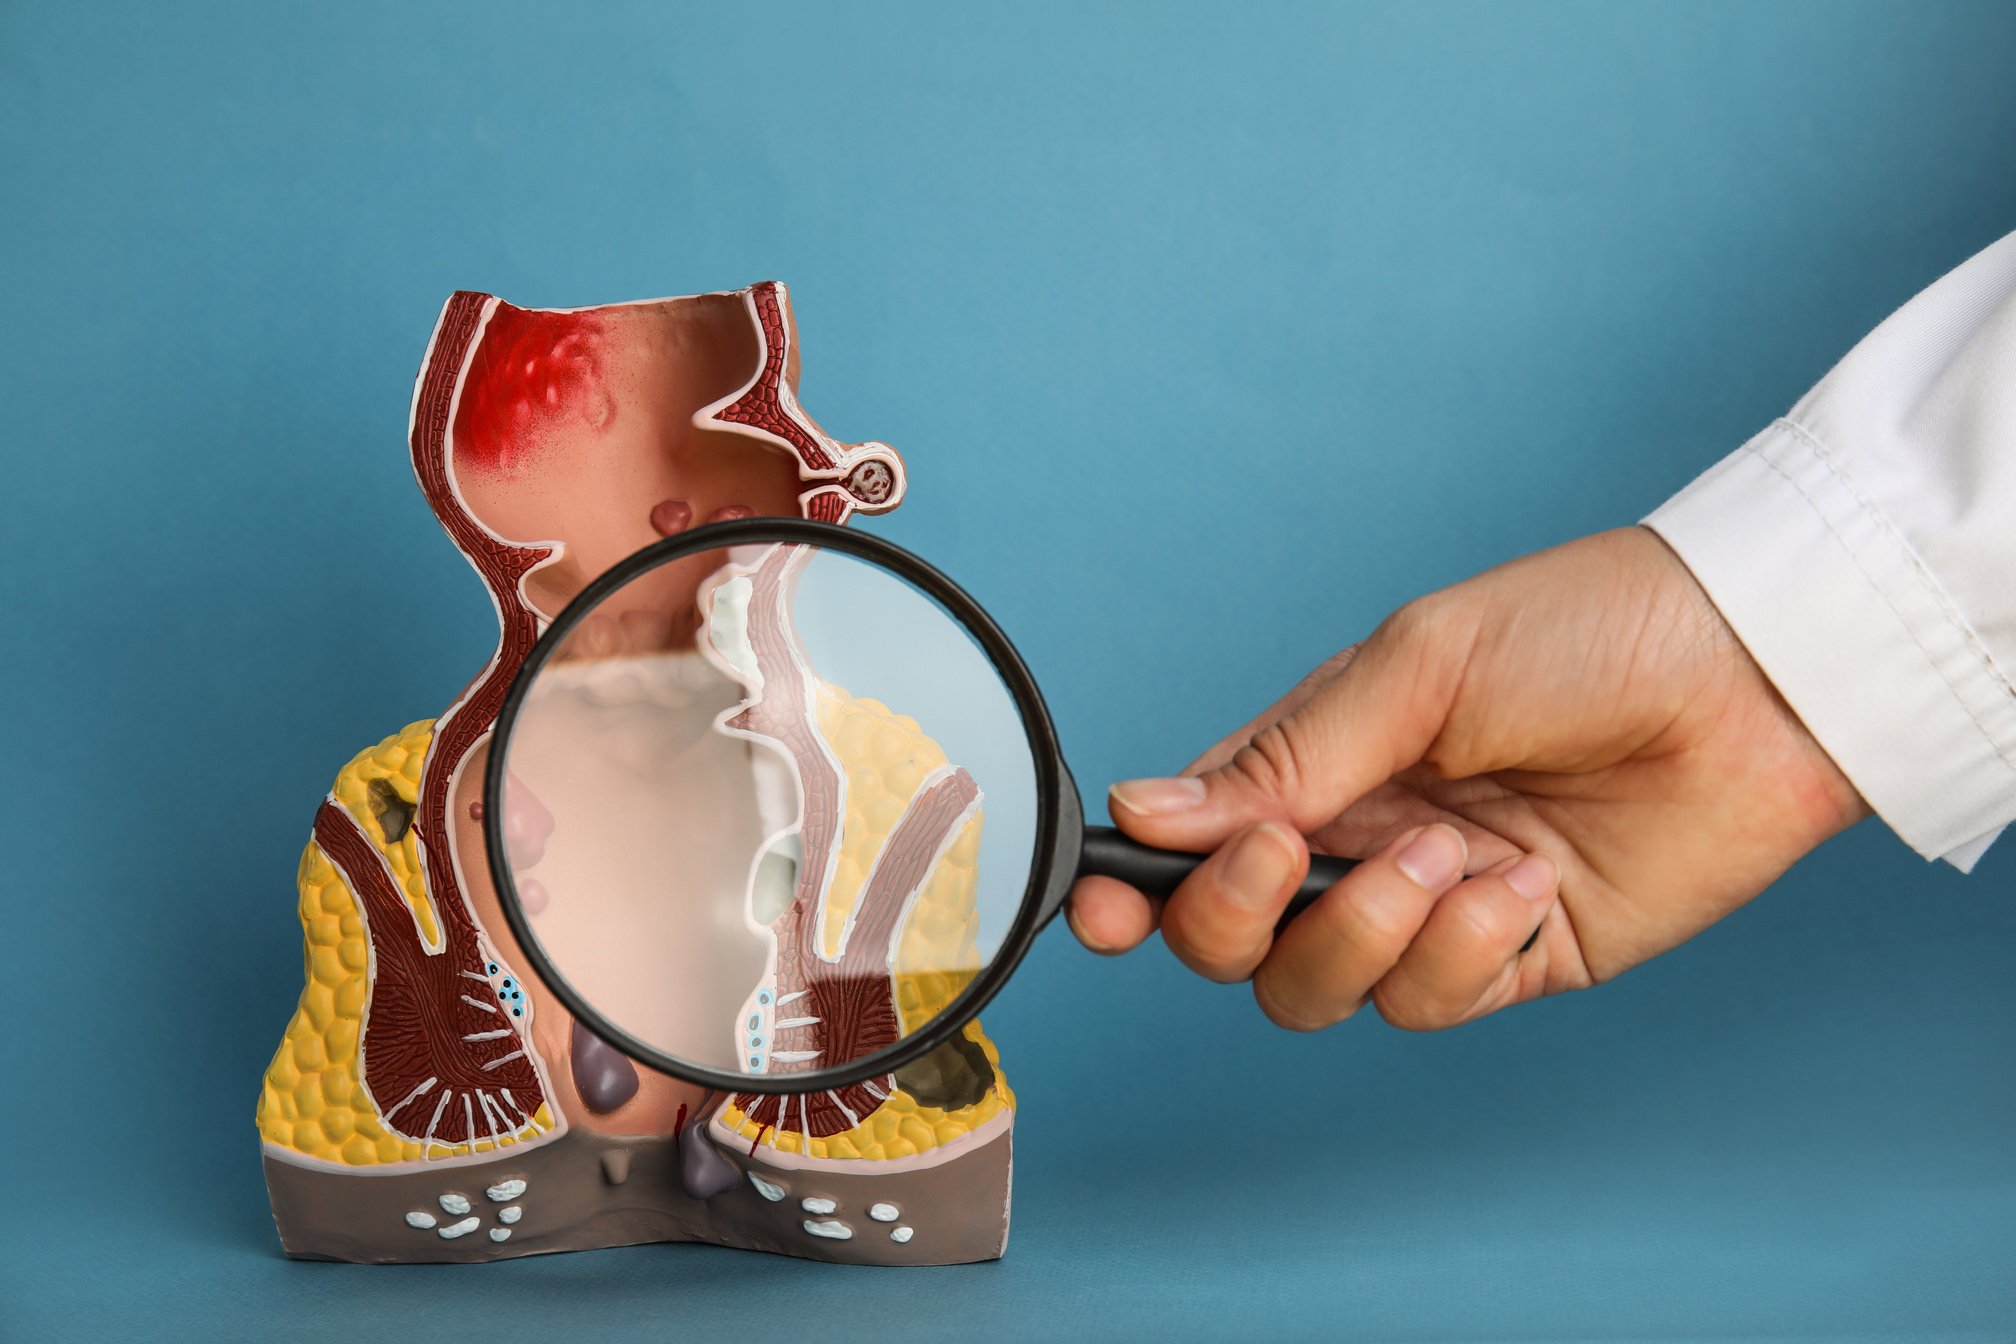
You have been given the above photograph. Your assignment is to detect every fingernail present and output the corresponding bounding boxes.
[1394,823,1466,893]
[1110,776,1207,817]
[1221,823,1298,911]
[1502,853,1557,902]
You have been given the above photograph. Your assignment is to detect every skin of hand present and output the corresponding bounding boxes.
[1066,527,1870,1032]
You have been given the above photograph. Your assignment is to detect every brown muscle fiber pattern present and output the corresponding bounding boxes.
[805,771,980,1058]
[804,491,849,524]
[315,802,545,1145]
[736,771,981,1136]
[714,284,837,472]
[358,289,555,1141]
[726,548,981,1138]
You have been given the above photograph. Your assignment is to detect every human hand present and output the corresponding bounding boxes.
[1067,527,1868,1031]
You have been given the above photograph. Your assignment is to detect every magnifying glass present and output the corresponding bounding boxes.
[485,518,1356,1099]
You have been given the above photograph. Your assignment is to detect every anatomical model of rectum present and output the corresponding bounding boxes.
[256,284,1015,1264]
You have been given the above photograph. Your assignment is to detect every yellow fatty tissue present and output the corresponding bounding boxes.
[259,690,1008,1168]
[721,687,1014,1162]
[254,720,554,1166]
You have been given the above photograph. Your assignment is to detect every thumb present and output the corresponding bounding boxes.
[1109,605,1457,852]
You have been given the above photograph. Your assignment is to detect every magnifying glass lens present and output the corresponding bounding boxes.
[495,538,1041,1089]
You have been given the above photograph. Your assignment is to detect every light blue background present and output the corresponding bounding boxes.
[4,2,2014,1340]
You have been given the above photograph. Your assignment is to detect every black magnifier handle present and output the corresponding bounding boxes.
[1076,825,1359,928]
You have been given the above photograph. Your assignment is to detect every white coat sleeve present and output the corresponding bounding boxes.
[1644,230,2016,872]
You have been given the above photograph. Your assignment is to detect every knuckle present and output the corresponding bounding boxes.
[1161,912,1257,985]
[1228,721,1306,801]
[1417,746,1463,781]
[1377,596,1443,651]
[1334,886,1418,949]
[1372,979,1456,1033]
[1448,895,1521,956]
[1373,592,1479,769]
[1252,972,1346,1033]
[1310,644,1361,682]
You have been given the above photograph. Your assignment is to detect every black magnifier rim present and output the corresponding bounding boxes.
[485,516,1064,1097]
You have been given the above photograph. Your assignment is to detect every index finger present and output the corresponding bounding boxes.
[1186,646,1361,775]
[1110,612,1455,854]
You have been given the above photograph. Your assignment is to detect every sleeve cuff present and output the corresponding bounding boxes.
[1645,420,2016,872]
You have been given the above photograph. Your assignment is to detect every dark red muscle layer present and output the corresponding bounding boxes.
[735,768,981,1137]
[712,283,837,472]
[316,800,544,1147]
[804,490,849,524]
[726,546,982,1138]
[372,291,555,1136]
[707,283,905,521]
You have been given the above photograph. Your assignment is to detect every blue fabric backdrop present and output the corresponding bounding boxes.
[4,2,2013,1339]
